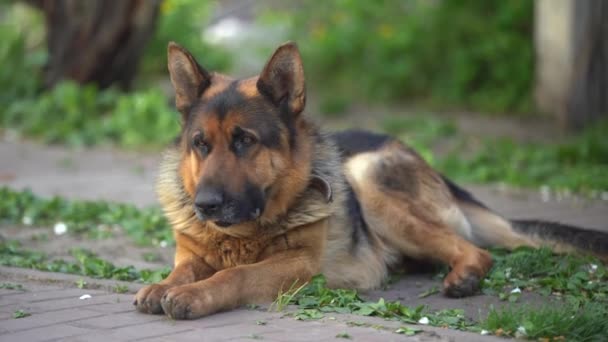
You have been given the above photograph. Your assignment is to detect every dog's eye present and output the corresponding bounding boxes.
[241,135,255,146]
[233,133,256,153]
[192,134,210,155]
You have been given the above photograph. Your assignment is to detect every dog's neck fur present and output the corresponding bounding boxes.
[155,123,347,240]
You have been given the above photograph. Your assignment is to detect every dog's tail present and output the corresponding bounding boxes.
[509,219,608,259]
[443,176,608,262]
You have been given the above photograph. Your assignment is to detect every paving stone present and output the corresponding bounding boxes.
[0,323,93,342]
[0,288,106,307]
[82,301,137,314]
[61,321,193,342]
[138,330,209,342]
[1,294,120,315]
[0,307,104,333]
[69,311,165,329]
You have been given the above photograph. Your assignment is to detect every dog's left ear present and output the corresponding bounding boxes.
[257,42,306,115]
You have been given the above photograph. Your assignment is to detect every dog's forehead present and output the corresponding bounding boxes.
[200,75,259,101]
[188,77,284,147]
[195,77,268,119]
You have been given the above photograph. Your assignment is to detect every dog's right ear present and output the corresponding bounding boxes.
[167,42,211,118]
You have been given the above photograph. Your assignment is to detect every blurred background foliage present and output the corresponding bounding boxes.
[284,0,534,115]
[140,0,231,76]
[0,0,606,193]
[0,0,230,149]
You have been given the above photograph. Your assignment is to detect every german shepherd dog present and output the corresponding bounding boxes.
[134,42,608,319]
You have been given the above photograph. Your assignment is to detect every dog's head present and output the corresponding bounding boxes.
[168,42,312,229]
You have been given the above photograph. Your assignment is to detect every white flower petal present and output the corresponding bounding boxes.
[22,216,33,226]
[418,317,430,325]
[510,287,522,294]
[79,294,92,300]
[516,326,527,336]
[54,222,68,235]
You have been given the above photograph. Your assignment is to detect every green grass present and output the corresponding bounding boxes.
[75,278,88,289]
[113,284,130,294]
[395,326,422,336]
[481,302,608,341]
[0,240,169,283]
[0,187,173,283]
[0,187,172,247]
[274,275,474,331]
[13,310,30,319]
[383,116,608,193]
[438,122,608,193]
[0,1,230,150]
[273,248,608,340]
[281,1,533,113]
[2,82,180,148]
[140,0,231,75]
[0,283,25,291]
[483,247,608,304]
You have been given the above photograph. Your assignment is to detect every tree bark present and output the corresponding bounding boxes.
[565,0,608,129]
[32,0,161,90]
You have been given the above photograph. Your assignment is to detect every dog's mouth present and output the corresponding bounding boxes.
[214,220,233,228]
[193,205,263,228]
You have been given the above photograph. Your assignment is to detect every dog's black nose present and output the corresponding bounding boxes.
[195,188,224,217]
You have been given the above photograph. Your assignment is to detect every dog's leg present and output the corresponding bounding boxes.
[134,244,216,314]
[346,145,493,297]
[159,221,325,319]
[369,198,493,297]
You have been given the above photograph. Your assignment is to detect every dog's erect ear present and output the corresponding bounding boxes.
[257,42,306,115]
[167,42,211,117]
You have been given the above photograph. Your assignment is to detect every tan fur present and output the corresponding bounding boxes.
[456,201,538,249]
[200,74,233,101]
[343,144,493,291]
[237,77,261,98]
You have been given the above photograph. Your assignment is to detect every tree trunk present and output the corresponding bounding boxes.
[565,0,608,129]
[32,0,161,90]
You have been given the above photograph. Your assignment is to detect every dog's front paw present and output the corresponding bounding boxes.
[134,283,172,314]
[442,249,493,298]
[443,273,481,298]
[160,285,215,320]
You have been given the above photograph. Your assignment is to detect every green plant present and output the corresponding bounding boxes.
[76,278,88,289]
[437,120,608,193]
[270,280,308,312]
[283,1,533,113]
[280,275,474,331]
[378,115,608,193]
[395,326,422,336]
[0,283,25,291]
[0,2,228,150]
[0,187,172,247]
[0,3,45,109]
[113,284,130,293]
[13,310,30,319]
[0,240,170,283]
[481,302,608,340]
[483,247,607,304]
[141,0,231,75]
[3,82,180,148]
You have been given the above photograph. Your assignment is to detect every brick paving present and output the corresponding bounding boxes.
[1,138,606,341]
[1,266,505,342]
